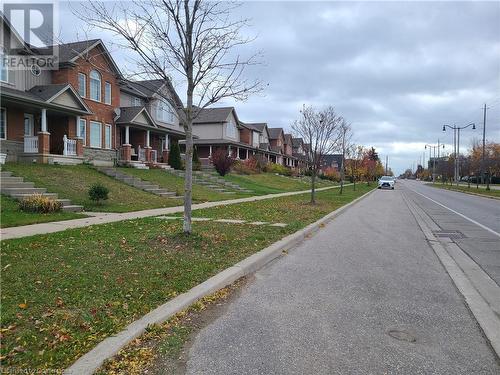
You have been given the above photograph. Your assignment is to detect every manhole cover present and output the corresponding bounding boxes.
[433,230,465,239]
[387,329,416,343]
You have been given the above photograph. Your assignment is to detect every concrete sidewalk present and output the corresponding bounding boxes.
[1,184,346,240]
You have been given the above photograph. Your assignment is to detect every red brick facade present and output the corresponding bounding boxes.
[239,128,252,145]
[52,44,120,149]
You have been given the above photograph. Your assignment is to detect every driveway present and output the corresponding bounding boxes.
[184,185,499,374]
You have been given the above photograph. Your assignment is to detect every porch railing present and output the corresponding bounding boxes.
[138,146,146,162]
[24,136,39,153]
[63,135,77,156]
[151,149,157,163]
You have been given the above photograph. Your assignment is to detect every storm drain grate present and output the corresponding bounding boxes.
[433,230,466,239]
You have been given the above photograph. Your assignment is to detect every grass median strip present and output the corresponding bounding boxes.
[428,183,500,199]
[0,184,372,370]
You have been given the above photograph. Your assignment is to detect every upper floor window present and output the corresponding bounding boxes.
[156,99,175,123]
[226,120,237,138]
[104,82,112,105]
[252,132,259,146]
[0,49,8,83]
[89,70,101,101]
[133,97,142,106]
[78,73,86,97]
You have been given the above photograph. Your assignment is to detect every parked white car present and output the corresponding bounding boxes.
[378,176,395,189]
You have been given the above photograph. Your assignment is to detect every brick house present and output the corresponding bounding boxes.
[0,19,94,164]
[268,127,285,164]
[117,79,185,166]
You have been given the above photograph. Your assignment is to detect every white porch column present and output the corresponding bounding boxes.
[165,134,169,150]
[125,125,130,144]
[237,147,240,159]
[209,145,212,156]
[246,149,249,159]
[228,145,231,156]
[41,108,47,132]
[146,130,150,147]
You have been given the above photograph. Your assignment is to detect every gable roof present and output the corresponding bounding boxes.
[193,107,238,124]
[121,79,184,108]
[268,127,284,140]
[57,39,122,77]
[242,122,266,133]
[116,106,156,128]
[284,133,293,144]
[1,84,92,115]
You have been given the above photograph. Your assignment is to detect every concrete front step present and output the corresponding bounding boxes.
[0,171,13,177]
[1,182,35,188]
[10,192,58,199]
[62,205,84,212]
[1,176,24,183]
[2,187,47,194]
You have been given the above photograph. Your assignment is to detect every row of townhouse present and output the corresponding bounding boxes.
[0,18,308,169]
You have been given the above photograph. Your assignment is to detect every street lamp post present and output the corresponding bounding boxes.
[425,142,444,183]
[443,123,475,185]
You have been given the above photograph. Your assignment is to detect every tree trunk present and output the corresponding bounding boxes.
[339,153,345,195]
[311,170,316,204]
[183,87,194,234]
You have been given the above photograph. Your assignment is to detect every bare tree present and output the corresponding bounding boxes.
[292,105,343,204]
[338,120,352,195]
[74,0,261,233]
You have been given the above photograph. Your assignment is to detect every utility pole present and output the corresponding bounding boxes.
[481,103,487,185]
[385,155,388,175]
[443,123,475,186]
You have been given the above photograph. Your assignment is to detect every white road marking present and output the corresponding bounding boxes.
[406,185,500,238]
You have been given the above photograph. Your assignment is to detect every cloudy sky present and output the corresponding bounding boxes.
[60,1,500,174]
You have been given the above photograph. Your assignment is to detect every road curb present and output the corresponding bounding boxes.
[65,187,376,374]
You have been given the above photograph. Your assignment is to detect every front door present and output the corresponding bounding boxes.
[24,113,34,135]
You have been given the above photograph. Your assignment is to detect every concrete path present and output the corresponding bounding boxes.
[0,184,345,240]
[183,184,499,374]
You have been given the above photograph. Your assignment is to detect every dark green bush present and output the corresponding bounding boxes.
[168,143,182,170]
[88,183,109,204]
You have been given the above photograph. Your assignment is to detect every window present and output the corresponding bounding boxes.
[78,73,86,97]
[133,97,142,106]
[156,100,174,123]
[78,118,86,145]
[89,121,102,148]
[104,82,111,105]
[89,70,101,101]
[0,108,6,139]
[0,49,8,83]
[105,124,112,149]
[252,132,259,146]
[225,120,236,138]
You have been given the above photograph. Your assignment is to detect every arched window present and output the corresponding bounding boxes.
[89,70,101,101]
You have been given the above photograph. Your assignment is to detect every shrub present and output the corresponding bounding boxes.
[210,148,235,176]
[322,167,340,182]
[168,142,182,170]
[88,183,109,204]
[264,162,291,176]
[233,157,262,175]
[192,147,201,171]
[19,194,62,213]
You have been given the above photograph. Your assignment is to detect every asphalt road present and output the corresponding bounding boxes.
[402,180,500,284]
[185,186,499,374]
[402,180,500,234]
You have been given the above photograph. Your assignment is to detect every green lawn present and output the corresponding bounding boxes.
[428,183,500,199]
[119,168,252,202]
[223,172,337,195]
[0,195,84,228]
[0,184,372,370]
[3,163,181,212]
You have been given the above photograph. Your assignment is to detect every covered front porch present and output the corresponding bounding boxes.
[116,107,185,167]
[0,84,92,164]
